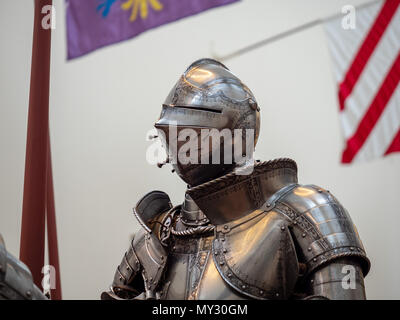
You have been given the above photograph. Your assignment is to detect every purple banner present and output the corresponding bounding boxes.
[66,0,240,59]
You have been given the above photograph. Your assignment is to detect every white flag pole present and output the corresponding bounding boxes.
[211,0,381,62]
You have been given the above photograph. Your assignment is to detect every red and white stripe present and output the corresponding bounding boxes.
[324,0,400,163]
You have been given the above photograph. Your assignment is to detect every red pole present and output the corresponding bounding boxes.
[20,0,53,291]
[46,135,62,299]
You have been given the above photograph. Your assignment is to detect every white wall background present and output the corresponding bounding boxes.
[0,0,399,299]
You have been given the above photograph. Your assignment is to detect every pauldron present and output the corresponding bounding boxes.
[102,191,174,300]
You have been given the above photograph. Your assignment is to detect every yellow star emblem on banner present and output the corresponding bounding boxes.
[121,0,164,22]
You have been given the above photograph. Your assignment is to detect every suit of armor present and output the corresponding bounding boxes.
[102,59,370,300]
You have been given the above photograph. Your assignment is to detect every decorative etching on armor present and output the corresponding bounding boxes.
[177,236,213,300]
[275,202,324,244]
[274,201,370,275]
[187,250,210,300]
[247,176,263,208]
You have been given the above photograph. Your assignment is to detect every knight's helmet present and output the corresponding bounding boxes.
[155,58,260,187]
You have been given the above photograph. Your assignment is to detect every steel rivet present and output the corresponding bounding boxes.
[224,225,228,230]
[227,273,232,277]
[223,248,227,253]
[260,290,264,295]
[281,226,285,231]
[308,247,312,252]
[302,233,306,238]
[215,251,219,256]
[220,261,224,266]
[242,285,246,289]
[313,258,317,262]
[275,293,280,297]
[26,291,32,298]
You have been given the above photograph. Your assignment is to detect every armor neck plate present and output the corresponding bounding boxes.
[180,193,209,226]
[186,158,298,225]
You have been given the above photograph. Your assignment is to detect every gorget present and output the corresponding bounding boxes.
[186,158,298,225]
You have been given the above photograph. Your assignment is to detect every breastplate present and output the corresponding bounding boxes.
[163,233,243,300]
[164,208,299,300]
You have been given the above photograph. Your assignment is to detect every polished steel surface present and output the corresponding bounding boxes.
[0,234,46,300]
[186,158,298,225]
[307,257,366,299]
[213,209,299,299]
[180,193,209,226]
[196,251,246,300]
[276,184,370,276]
[133,190,172,233]
[155,58,260,187]
[104,159,370,300]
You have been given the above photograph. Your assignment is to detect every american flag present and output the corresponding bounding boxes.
[324,0,400,163]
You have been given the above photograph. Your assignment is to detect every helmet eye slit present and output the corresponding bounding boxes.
[168,105,222,114]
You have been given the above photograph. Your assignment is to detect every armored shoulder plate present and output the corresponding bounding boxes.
[275,185,370,277]
[103,191,173,300]
[133,190,172,233]
[133,191,173,297]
